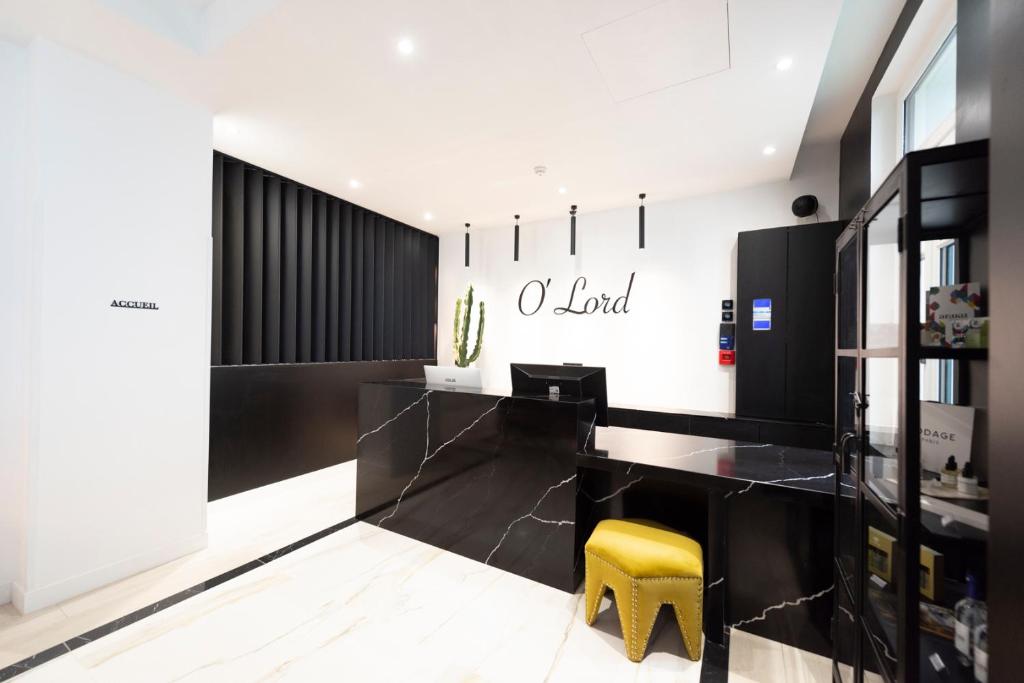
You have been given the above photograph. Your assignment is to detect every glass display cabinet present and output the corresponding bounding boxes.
[832,140,990,683]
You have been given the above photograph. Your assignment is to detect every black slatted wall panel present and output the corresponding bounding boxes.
[243,168,263,364]
[211,154,224,365]
[222,161,244,365]
[341,204,353,361]
[363,214,375,360]
[263,177,282,364]
[352,210,364,361]
[327,200,340,362]
[211,152,438,366]
[298,188,313,363]
[281,183,298,363]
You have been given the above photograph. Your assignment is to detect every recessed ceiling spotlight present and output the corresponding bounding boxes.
[776,57,794,71]
[762,145,777,156]
[423,211,433,221]
[558,187,567,194]
[349,179,362,189]
[397,37,415,56]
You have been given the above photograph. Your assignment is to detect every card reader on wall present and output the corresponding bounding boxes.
[719,323,735,350]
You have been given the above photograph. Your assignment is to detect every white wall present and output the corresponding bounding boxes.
[0,40,31,606]
[870,0,957,192]
[438,141,839,413]
[1,40,212,612]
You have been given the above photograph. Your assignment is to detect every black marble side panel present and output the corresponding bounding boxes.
[725,486,834,658]
[576,427,834,657]
[209,359,432,500]
[356,382,595,592]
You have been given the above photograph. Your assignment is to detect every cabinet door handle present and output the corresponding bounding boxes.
[836,431,857,470]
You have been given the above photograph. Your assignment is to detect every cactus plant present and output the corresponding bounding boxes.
[453,285,485,367]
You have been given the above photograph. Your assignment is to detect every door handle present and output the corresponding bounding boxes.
[836,431,856,469]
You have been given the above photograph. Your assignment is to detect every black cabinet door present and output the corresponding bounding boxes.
[786,222,843,424]
[736,228,788,419]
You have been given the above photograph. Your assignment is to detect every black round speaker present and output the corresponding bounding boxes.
[792,194,819,218]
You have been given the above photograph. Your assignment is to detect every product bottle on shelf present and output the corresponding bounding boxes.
[973,622,988,683]
[942,455,959,488]
[955,573,987,666]
[959,460,979,496]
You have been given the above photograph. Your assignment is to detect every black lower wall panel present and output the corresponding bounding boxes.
[607,406,832,450]
[209,359,435,501]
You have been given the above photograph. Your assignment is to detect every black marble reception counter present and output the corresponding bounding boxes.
[356,380,837,657]
[355,379,596,592]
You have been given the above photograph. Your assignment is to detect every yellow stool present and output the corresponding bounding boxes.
[584,518,703,662]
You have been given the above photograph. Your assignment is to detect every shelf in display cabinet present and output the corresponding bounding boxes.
[918,347,988,360]
[862,479,901,524]
[920,494,988,539]
[918,629,978,683]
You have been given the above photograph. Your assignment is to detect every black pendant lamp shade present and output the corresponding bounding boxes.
[639,193,646,249]
[513,214,520,262]
[464,223,470,267]
[569,205,577,256]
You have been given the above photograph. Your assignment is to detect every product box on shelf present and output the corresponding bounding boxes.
[924,283,987,348]
[920,402,975,473]
[926,282,982,325]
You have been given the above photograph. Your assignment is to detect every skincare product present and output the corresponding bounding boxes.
[958,461,979,496]
[974,622,988,682]
[941,456,959,488]
[867,526,895,583]
[920,545,945,601]
[966,318,989,349]
[955,573,987,666]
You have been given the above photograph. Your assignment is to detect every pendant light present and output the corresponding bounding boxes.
[464,223,470,268]
[513,214,520,262]
[569,205,577,256]
[638,193,646,249]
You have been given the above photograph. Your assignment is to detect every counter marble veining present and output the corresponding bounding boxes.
[355,380,596,592]
[355,380,838,657]
[580,426,835,496]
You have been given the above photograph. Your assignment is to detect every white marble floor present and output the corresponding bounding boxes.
[728,628,833,682]
[0,461,357,670]
[15,521,705,682]
[4,459,834,682]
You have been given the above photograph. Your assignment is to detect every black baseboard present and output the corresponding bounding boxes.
[608,406,832,450]
[209,359,434,500]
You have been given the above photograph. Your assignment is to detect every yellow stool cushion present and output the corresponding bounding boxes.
[585,518,703,579]
[584,518,704,663]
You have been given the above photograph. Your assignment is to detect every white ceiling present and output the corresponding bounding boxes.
[1,0,897,234]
